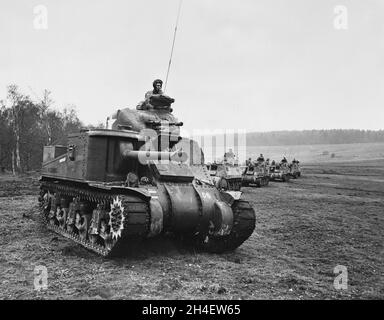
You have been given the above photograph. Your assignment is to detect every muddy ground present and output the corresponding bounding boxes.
[0,160,383,300]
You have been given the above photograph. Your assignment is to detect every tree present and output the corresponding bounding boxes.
[4,85,29,173]
[0,85,84,173]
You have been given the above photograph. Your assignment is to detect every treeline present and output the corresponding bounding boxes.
[1,84,383,173]
[246,130,384,146]
[0,85,86,173]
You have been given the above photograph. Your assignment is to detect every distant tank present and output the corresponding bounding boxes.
[269,162,291,182]
[206,162,243,191]
[289,160,301,178]
[206,149,243,191]
[242,162,270,187]
[39,94,255,256]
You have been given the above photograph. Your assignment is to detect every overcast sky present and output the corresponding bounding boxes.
[1,0,383,132]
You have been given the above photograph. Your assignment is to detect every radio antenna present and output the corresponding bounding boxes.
[164,0,183,92]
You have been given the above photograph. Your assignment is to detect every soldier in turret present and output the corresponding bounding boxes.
[145,79,164,99]
[224,149,234,160]
[137,79,166,110]
[257,154,265,162]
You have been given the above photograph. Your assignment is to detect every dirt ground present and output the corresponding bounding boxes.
[0,160,383,300]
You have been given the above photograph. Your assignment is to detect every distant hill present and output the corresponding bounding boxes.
[246,129,384,146]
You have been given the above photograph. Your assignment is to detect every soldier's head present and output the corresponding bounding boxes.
[153,79,163,93]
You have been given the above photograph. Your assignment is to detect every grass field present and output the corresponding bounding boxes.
[246,142,384,163]
[0,149,383,299]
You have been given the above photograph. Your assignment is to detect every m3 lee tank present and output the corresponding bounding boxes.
[38,94,256,256]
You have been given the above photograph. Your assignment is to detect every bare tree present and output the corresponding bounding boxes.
[38,89,55,144]
[6,85,23,173]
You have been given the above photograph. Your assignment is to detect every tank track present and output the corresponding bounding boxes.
[203,199,256,253]
[39,181,150,257]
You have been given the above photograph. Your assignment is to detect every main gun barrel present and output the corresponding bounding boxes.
[123,149,188,163]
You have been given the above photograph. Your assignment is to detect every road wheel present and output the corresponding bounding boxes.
[57,208,68,229]
[99,220,116,250]
[77,214,90,241]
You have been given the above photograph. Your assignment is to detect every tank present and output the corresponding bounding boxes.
[205,149,243,191]
[206,162,243,191]
[38,94,256,257]
[269,161,291,182]
[242,162,270,187]
[289,161,301,178]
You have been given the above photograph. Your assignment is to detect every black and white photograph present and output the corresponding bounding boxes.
[0,0,383,304]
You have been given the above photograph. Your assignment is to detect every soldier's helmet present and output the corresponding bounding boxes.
[153,79,163,89]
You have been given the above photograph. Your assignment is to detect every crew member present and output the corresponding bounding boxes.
[137,79,164,110]
[145,79,164,99]
[257,154,265,162]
